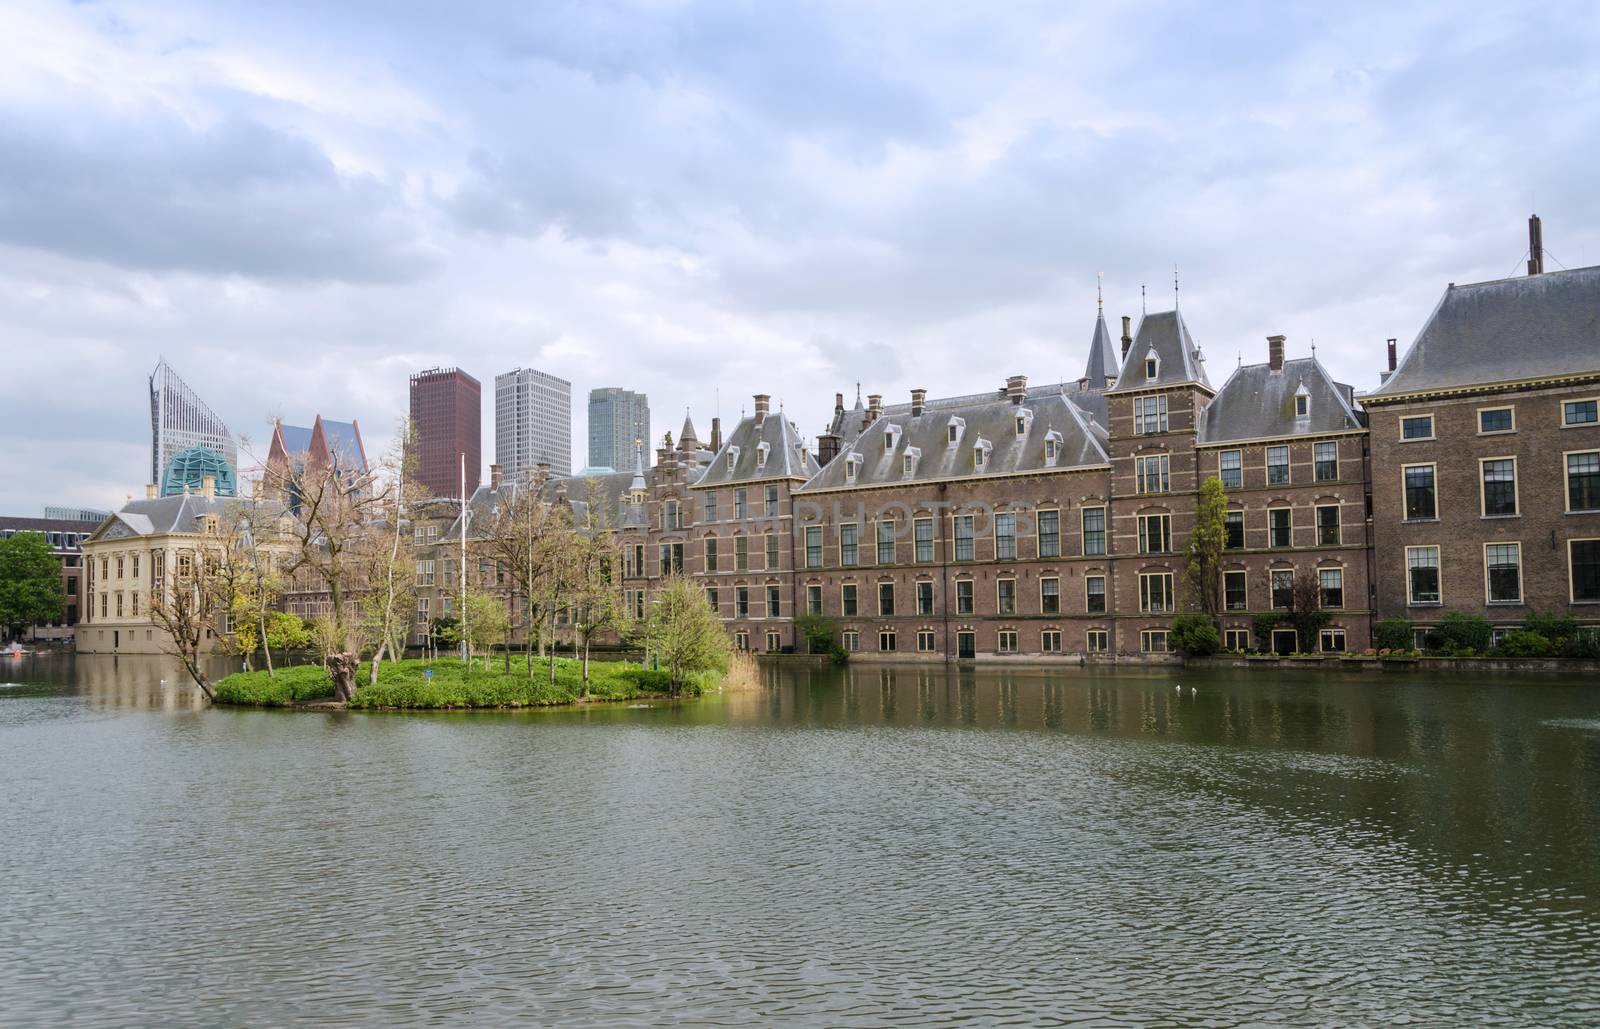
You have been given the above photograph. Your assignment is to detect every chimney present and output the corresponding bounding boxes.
[710,417,723,452]
[1386,339,1397,372]
[1528,214,1544,276]
[1267,334,1286,372]
[910,388,927,417]
[753,394,770,427]
[835,392,845,415]
[816,433,842,467]
[146,483,158,499]
[489,463,502,490]
[1006,374,1028,404]
[201,474,216,499]
[864,393,882,428]
[1120,316,1133,360]
[536,462,551,488]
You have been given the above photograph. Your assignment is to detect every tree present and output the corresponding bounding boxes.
[441,591,511,672]
[478,476,567,677]
[639,574,730,693]
[1170,613,1220,656]
[1184,476,1229,620]
[793,612,837,654]
[566,478,629,687]
[1373,617,1413,652]
[362,422,425,686]
[264,610,312,660]
[1287,569,1330,653]
[0,532,64,640]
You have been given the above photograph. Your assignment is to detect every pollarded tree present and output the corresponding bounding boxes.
[1184,475,1229,621]
[640,574,730,693]
[0,531,64,641]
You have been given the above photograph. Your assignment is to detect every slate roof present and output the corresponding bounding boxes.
[800,389,1108,492]
[1083,311,1121,389]
[90,493,279,540]
[1199,357,1363,444]
[1106,310,1211,393]
[1369,265,1600,399]
[692,409,820,487]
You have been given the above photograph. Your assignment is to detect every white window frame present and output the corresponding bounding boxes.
[1040,576,1060,615]
[1477,405,1516,435]
[1087,629,1109,653]
[1483,541,1523,605]
[1561,396,1600,428]
[1140,629,1170,653]
[1085,575,1107,614]
[1478,455,1520,518]
[1566,450,1600,513]
[1138,571,1174,614]
[841,583,858,617]
[1406,544,1442,606]
[1219,449,1242,489]
[1135,453,1171,494]
[1402,463,1438,521]
[1224,569,1247,611]
[1570,538,1600,604]
[1400,413,1436,441]
[1041,629,1061,653]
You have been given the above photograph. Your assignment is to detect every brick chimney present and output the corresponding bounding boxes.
[1006,375,1028,404]
[1267,335,1286,372]
[753,394,770,427]
[816,432,842,467]
[1528,214,1544,275]
[864,394,882,428]
[910,388,927,417]
[835,392,845,415]
[489,463,502,490]
[201,474,216,499]
[1121,316,1133,360]
[710,417,722,452]
[1386,339,1397,372]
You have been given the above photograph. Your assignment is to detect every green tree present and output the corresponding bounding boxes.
[441,591,511,673]
[1170,613,1220,656]
[793,612,837,654]
[1184,476,1229,620]
[1373,617,1413,652]
[639,574,730,692]
[0,532,64,640]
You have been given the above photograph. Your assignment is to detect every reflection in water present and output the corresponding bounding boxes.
[0,654,1597,1026]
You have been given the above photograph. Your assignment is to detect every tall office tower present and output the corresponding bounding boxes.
[587,387,651,472]
[149,359,237,493]
[495,368,573,479]
[409,367,482,498]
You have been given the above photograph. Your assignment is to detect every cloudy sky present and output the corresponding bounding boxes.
[2,0,1597,514]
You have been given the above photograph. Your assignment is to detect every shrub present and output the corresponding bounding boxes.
[793,613,838,654]
[1494,630,1552,658]
[829,644,850,666]
[1568,629,1600,659]
[1373,618,1413,652]
[213,664,337,706]
[1524,611,1578,646]
[1251,614,1283,651]
[1171,613,1220,656]
[1436,612,1493,655]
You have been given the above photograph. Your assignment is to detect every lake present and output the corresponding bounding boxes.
[2,653,1598,1026]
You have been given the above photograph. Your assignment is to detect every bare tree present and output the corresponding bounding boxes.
[363,423,427,686]
[567,478,629,688]
[477,475,567,677]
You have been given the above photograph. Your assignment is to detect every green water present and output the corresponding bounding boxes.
[1,653,1597,1026]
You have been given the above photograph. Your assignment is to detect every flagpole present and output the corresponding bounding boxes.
[460,452,468,665]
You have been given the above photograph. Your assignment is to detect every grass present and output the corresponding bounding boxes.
[214,656,725,709]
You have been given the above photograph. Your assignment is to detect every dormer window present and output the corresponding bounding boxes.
[845,453,864,484]
[1294,383,1311,418]
[726,445,740,472]
[973,438,992,470]
[1144,348,1160,381]
[884,424,901,452]
[1043,430,1064,465]
[1014,408,1032,437]
[902,446,921,479]
[756,441,770,470]
[946,416,965,446]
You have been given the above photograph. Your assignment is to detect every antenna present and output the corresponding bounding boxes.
[1173,264,1180,310]
[1141,284,1147,315]
[1096,271,1103,310]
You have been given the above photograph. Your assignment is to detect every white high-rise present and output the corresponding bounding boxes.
[495,368,572,479]
[149,359,237,490]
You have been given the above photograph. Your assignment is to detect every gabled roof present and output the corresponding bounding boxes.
[692,409,820,487]
[87,493,278,540]
[1083,311,1121,389]
[1369,265,1600,399]
[799,389,1108,492]
[319,419,368,475]
[1106,309,1211,393]
[1199,357,1363,444]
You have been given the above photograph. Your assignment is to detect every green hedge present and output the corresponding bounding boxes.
[213,664,337,706]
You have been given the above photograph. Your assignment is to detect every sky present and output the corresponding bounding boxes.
[2,0,1598,515]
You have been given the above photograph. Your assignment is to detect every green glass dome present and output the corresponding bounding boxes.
[161,446,238,497]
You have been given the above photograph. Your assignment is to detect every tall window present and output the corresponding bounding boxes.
[998,630,1018,655]
[1087,630,1108,653]
[703,492,717,522]
[1138,513,1171,554]
[1407,546,1441,604]
[917,581,934,615]
[842,584,858,616]
[1219,450,1242,489]
[1134,394,1169,435]
[1266,446,1290,485]
[1082,507,1106,556]
[736,586,750,618]
[1571,540,1600,603]
[956,580,974,615]
[1316,505,1341,546]
[878,582,894,616]
[1485,543,1522,603]
[1040,577,1060,614]
[1225,511,1244,550]
[1569,452,1600,512]
[663,500,680,530]
[879,631,897,652]
[1086,576,1106,614]
[1038,510,1060,558]
[1319,568,1344,608]
[805,527,822,568]
[994,514,1016,560]
[1271,570,1294,610]
[767,586,782,618]
[734,489,746,519]
[765,485,779,517]
[914,518,935,562]
[705,538,719,573]
[1135,454,1170,494]
[765,532,779,570]
[1404,465,1437,520]
[1224,570,1247,610]
[840,524,858,567]
[806,584,822,616]
[1269,508,1292,548]
[734,535,749,571]
[1139,572,1173,613]
[1481,458,1518,516]
[1314,442,1338,482]
[1563,399,1599,426]
[997,578,1016,615]
[876,522,895,564]
[954,515,975,561]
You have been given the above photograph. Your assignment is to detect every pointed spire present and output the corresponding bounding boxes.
[1083,306,1120,389]
[679,408,698,449]
[629,438,646,495]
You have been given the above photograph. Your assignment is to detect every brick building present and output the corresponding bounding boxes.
[409,367,482,500]
[0,515,94,641]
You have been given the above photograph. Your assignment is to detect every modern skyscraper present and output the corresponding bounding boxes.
[149,359,236,493]
[409,367,482,498]
[495,368,572,479]
[587,387,651,472]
